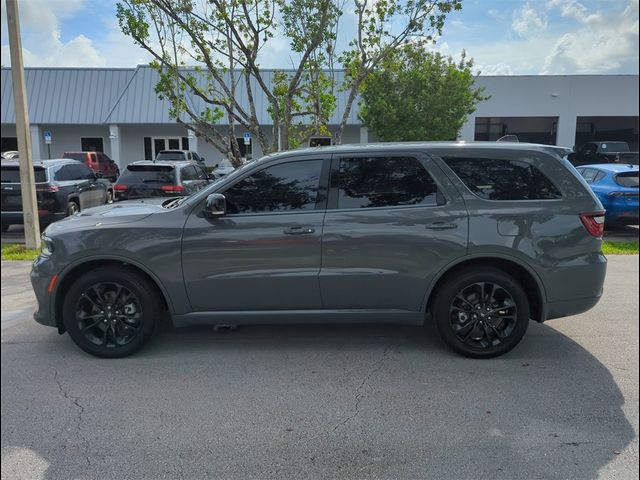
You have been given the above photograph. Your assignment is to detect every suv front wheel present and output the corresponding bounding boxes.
[433,268,530,358]
[62,267,161,358]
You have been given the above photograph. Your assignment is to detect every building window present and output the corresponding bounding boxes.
[1,137,18,152]
[144,137,152,160]
[81,137,104,152]
[182,137,189,150]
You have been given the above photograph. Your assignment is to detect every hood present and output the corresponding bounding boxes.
[44,198,169,234]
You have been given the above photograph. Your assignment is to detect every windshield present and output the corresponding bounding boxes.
[119,165,176,184]
[615,172,639,187]
[600,142,630,153]
[1,166,48,183]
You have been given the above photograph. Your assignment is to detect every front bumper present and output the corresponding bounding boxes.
[30,255,57,328]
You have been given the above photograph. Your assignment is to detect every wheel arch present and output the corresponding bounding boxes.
[423,255,547,322]
[52,257,173,333]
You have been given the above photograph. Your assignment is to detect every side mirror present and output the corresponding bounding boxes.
[203,193,226,217]
[213,163,219,169]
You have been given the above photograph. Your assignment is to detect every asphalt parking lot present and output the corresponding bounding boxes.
[1,257,638,480]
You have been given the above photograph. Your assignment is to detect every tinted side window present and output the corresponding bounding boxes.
[195,165,207,179]
[337,156,438,209]
[54,165,76,181]
[443,157,562,200]
[181,166,197,181]
[224,160,323,214]
[75,163,96,179]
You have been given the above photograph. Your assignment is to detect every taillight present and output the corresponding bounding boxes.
[35,184,59,192]
[161,185,185,193]
[113,184,128,191]
[579,211,606,238]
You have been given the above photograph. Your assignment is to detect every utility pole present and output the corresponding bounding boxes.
[6,0,40,249]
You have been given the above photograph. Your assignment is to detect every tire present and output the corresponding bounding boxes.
[67,200,79,216]
[62,266,161,358]
[105,190,114,204]
[433,268,530,358]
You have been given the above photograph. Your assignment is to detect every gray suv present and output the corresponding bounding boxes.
[31,143,607,358]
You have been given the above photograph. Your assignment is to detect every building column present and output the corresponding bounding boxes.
[359,126,368,144]
[109,125,121,168]
[555,115,577,148]
[458,115,476,141]
[188,130,198,154]
[29,124,41,160]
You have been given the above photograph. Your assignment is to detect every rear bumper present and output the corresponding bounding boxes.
[542,253,607,321]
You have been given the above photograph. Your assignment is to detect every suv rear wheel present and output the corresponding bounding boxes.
[62,267,161,358]
[433,268,530,358]
[67,200,79,216]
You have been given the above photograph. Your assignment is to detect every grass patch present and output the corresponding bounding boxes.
[1,244,41,261]
[602,241,639,255]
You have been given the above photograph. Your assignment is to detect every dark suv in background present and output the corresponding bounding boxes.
[1,159,113,231]
[113,160,210,201]
[62,152,120,181]
[31,143,606,359]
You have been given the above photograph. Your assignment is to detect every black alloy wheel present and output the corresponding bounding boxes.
[433,268,530,358]
[75,282,142,348]
[448,282,517,349]
[63,267,161,357]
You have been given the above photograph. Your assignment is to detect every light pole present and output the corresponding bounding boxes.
[5,0,40,249]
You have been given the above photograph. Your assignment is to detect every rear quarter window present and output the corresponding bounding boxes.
[443,157,562,200]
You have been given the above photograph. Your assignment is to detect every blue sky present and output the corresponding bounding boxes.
[1,0,638,75]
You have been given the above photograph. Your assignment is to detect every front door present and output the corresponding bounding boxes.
[182,156,329,311]
[319,153,468,311]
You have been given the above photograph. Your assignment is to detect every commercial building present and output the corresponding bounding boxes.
[1,66,638,168]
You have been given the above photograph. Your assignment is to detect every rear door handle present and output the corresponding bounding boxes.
[426,222,458,230]
[284,226,315,235]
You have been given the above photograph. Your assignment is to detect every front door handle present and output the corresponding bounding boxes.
[284,226,315,235]
[426,222,458,230]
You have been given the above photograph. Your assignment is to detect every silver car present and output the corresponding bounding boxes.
[31,142,607,358]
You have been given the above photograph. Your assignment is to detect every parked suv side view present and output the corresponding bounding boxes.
[31,143,607,359]
[1,159,113,231]
[62,151,120,181]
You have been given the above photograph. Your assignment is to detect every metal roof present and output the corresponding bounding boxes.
[1,67,135,124]
[2,65,360,126]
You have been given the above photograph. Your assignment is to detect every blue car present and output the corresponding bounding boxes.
[576,164,639,225]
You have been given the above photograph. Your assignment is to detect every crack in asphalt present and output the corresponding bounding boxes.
[332,345,392,432]
[53,370,91,467]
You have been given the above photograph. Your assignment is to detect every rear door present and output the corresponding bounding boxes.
[319,152,468,311]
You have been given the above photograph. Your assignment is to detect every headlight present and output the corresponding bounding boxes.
[41,236,55,256]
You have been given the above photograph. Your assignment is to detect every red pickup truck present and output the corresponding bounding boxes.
[62,151,120,181]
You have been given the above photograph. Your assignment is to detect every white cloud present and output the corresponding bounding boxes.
[512,4,547,37]
[541,0,639,73]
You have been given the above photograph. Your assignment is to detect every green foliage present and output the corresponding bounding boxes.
[1,244,40,261]
[602,241,639,255]
[359,46,488,141]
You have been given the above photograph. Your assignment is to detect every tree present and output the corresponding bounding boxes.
[116,0,462,165]
[359,46,488,141]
